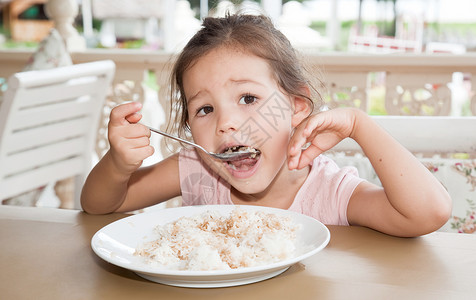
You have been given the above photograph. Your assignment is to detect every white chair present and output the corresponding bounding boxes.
[0,60,115,209]
[331,116,476,155]
[327,115,476,233]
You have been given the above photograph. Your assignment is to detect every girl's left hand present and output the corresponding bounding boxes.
[288,108,358,170]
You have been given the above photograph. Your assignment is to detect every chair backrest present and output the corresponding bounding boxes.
[0,60,115,208]
[331,116,476,157]
[327,115,476,233]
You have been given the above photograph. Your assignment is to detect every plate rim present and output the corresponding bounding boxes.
[91,205,330,278]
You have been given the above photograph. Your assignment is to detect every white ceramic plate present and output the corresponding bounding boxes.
[91,205,330,288]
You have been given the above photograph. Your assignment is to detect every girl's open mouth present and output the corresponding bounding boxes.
[222,145,261,172]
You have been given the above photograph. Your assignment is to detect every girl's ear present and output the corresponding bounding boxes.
[291,86,313,127]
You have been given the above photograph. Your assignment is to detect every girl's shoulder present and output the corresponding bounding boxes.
[178,148,232,206]
[178,148,221,183]
[309,155,348,173]
[292,155,364,225]
[305,154,363,191]
[179,147,200,162]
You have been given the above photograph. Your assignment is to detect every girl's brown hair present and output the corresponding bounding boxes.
[168,13,322,139]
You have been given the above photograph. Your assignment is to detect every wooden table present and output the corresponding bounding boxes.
[1,205,475,299]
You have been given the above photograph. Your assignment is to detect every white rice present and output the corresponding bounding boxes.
[134,208,300,271]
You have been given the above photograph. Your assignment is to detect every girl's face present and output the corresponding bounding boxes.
[183,47,308,194]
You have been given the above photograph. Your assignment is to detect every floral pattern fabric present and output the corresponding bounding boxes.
[330,154,476,234]
[23,28,72,71]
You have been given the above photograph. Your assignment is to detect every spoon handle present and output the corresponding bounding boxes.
[146,126,208,153]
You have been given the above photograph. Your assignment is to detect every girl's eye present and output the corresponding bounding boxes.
[196,105,213,116]
[239,94,257,105]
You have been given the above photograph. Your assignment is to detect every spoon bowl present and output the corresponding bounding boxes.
[146,125,260,161]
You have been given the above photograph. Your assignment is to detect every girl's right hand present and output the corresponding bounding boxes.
[288,108,357,170]
[107,102,154,175]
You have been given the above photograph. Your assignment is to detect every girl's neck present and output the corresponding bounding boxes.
[230,164,310,209]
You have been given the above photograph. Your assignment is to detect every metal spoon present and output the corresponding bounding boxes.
[146,125,260,161]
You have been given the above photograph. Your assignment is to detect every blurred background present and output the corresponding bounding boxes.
[0,1,475,214]
[0,0,474,53]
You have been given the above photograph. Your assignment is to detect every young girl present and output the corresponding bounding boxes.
[81,14,451,237]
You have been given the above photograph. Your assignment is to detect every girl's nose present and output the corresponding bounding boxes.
[216,108,239,135]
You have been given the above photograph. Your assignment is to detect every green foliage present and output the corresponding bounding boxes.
[121,40,146,49]
[144,70,160,91]
[309,21,326,35]
[20,6,39,19]
[0,39,38,49]
[368,86,387,115]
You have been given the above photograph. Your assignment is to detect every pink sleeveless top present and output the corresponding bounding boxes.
[178,149,364,225]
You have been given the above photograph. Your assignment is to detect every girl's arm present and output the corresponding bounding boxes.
[81,102,181,214]
[288,108,452,237]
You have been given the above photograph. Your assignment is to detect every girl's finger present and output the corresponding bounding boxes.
[126,136,151,149]
[288,135,307,156]
[110,123,150,140]
[297,144,323,169]
[303,113,326,136]
[131,145,155,160]
[110,102,143,126]
[288,152,301,170]
[289,119,311,155]
[127,123,151,138]
[125,112,143,124]
[115,145,154,166]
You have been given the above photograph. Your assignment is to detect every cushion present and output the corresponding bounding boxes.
[330,154,476,234]
[23,28,72,71]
